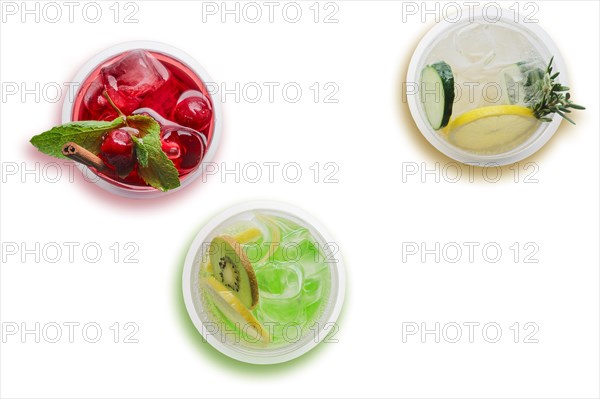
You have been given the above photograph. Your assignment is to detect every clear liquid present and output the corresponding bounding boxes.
[423,21,548,154]
[427,21,546,115]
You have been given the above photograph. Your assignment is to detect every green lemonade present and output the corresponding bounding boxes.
[199,211,332,346]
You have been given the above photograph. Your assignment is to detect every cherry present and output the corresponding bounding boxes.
[173,93,213,133]
[100,129,136,177]
[131,107,206,175]
[161,127,205,175]
[120,165,147,186]
[161,139,182,169]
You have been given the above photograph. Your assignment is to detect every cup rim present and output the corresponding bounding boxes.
[61,40,223,198]
[182,201,346,364]
[406,8,568,166]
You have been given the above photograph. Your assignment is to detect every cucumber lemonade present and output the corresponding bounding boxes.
[419,20,583,155]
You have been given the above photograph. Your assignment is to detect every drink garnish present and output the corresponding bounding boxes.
[526,57,585,124]
[30,92,181,192]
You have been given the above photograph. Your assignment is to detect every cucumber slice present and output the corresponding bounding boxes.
[420,61,455,130]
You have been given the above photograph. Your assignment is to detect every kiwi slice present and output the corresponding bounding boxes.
[210,235,259,310]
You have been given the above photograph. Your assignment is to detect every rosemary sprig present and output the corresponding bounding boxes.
[527,57,585,124]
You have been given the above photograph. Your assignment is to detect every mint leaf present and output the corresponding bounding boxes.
[134,135,180,192]
[127,115,180,192]
[30,117,126,158]
[127,114,160,138]
[130,136,148,167]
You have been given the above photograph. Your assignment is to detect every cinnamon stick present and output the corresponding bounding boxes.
[62,142,106,171]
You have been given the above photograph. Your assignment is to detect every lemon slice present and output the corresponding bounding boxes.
[233,227,262,244]
[202,276,269,343]
[256,215,281,264]
[202,260,214,274]
[447,105,540,153]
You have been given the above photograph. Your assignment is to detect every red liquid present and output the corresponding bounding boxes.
[72,49,214,189]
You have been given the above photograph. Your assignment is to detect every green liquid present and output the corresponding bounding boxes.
[200,212,331,346]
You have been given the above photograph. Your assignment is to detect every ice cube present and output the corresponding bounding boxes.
[454,23,496,62]
[82,76,118,121]
[83,76,107,113]
[101,50,171,115]
[255,262,302,300]
[140,74,183,119]
[255,297,305,326]
[301,278,322,306]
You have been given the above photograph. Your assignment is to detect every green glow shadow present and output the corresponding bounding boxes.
[173,222,347,376]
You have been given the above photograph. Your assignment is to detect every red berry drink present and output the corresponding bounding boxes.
[71,48,216,190]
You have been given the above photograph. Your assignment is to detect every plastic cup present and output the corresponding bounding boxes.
[62,41,222,198]
[182,201,346,364]
[406,8,568,166]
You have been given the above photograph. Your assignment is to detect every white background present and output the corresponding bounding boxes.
[1,1,599,398]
